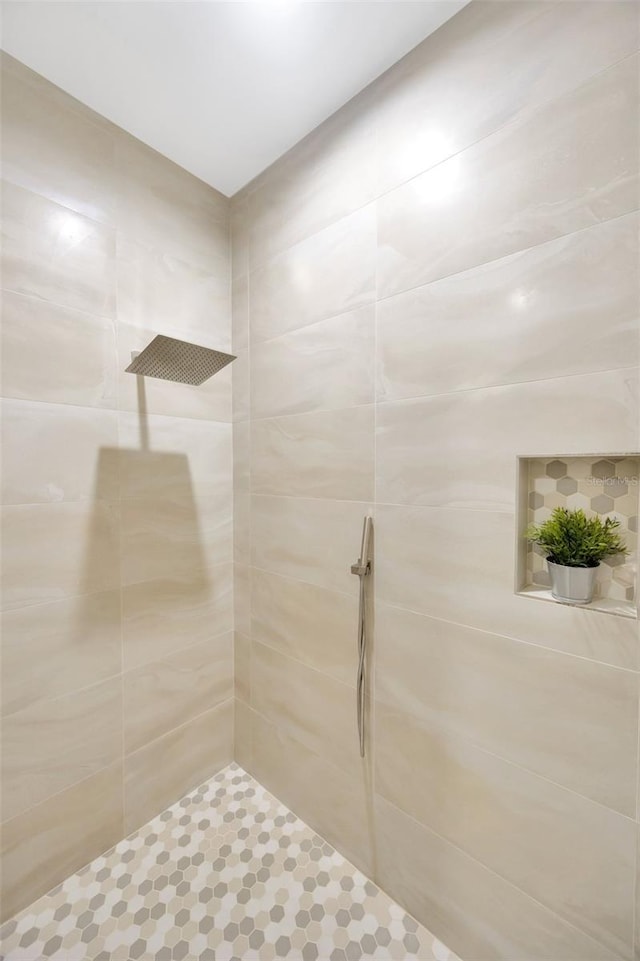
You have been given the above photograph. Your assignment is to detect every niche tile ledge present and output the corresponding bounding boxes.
[515,454,639,620]
[518,585,636,619]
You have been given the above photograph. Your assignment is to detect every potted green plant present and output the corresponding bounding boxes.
[526,507,627,604]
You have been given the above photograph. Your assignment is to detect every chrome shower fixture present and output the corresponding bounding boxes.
[125,334,236,386]
[351,515,373,758]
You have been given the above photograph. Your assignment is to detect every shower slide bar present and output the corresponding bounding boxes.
[351,515,373,758]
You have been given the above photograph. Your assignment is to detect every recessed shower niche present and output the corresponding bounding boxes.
[516,455,639,619]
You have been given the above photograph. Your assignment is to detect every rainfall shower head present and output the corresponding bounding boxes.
[125,334,236,386]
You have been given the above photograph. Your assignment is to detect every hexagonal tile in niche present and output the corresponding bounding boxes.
[603,553,626,567]
[546,459,567,479]
[532,570,551,586]
[606,478,628,498]
[592,460,615,480]
[556,476,578,496]
[590,494,614,513]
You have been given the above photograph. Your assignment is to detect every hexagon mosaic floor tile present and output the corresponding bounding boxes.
[0,764,458,961]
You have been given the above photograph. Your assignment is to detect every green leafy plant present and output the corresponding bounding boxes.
[526,507,627,568]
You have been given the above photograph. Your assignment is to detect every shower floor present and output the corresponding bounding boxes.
[0,764,457,961]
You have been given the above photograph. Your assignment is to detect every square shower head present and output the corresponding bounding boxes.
[125,334,236,386]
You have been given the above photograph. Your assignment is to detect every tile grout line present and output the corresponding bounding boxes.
[633,673,640,954]
[1,764,453,960]
[245,203,639,356]
[244,559,637,672]
[1,696,236,831]
[244,45,639,277]
[249,635,638,826]
[376,791,630,961]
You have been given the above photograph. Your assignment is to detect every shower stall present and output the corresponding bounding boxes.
[1,2,639,960]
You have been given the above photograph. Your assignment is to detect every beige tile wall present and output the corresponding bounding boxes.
[0,53,234,920]
[2,3,640,952]
[232,3,640,959]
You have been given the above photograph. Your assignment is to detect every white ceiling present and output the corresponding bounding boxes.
[0,1,467,196]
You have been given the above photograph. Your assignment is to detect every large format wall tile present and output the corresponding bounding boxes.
[251,495,371,595]
[123,632,233,753]
[249,709,374,876]
[233,420,250,494]
[250,307,375,419]
[0,53,117,226]
[232,4,640,959]
[120,492,232,586]
[377,55,639,298]
[1,181,116,316]
[375,504,639,669]
[232,348,250,423]
[251,406,375,501]
[122,564,233,671]
[375,602,638,815]
[376,213,640,402]
[234,698,253,772]
[0,762,123,924]
[2,677,123,821]
[230,193,250,281]
[1,590,121,718]
[376,368,638,511]
[0,54,234,918]
[374,795,623,961]
[234,492,251,567]
[250,206,376,344]
[124,699,234,834]
[1,501,120,610]
[250,642,362,776]
[1,291,118,409]
[114,135,229,273]
[251,568,358,689]
[232,274,249,352]
[375,705,635,958]
[117,412,232,501]
[234,562,251,637]
[375,504,515,624]
[234,631,251,704]
[116,234,231,348]
[636,827,640,961]
[248,86,378,266]
[375,1,639,194]
[5,4,637,954]
[1,398,119,505]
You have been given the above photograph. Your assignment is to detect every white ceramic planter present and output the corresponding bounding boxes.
[547,560,598,604]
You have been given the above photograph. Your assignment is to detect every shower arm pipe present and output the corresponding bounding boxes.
[351,515,372,758]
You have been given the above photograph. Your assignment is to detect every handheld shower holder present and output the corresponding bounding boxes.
[351,516,373,759]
